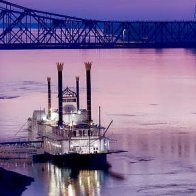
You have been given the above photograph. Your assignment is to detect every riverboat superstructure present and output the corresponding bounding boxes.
[28,62,110,167]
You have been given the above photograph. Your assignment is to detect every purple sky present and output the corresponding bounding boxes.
[10,0,196,20]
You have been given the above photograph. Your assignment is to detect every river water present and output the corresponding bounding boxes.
[0,48,196,195]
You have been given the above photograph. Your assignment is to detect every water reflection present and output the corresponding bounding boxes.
[1,130,196,195]
[33,163,105,196]
[112,129,196,159]
[104,131,196,195]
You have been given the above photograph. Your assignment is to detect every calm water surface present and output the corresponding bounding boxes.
[0,48,196,195]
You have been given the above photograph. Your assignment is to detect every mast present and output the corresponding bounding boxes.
[99,106,101,136]
[76,76,80,111]
[47,77,51,120]
[57,62,64,127]
[85,62,92,123]
[85,62,92,153]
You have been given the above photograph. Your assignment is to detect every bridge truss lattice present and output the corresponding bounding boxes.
[0,0,196,49]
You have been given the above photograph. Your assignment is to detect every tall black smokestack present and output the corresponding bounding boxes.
[85,62,92,123]
[47,77,51,120]
[76,76,80,111]
[57,62,64,127]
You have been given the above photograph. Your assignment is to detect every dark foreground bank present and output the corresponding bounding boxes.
[0,167,34,196]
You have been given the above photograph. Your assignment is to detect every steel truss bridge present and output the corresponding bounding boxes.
[0,0,196,49]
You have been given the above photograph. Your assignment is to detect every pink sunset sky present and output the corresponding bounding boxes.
[9,0,196,21]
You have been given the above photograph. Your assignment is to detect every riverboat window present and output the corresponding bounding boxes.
[88,130,92,136]
[93,147,98,153]
[73,130,76,137]
[83,130,86,136]
[79,130,82,136]
[63,98,76,102]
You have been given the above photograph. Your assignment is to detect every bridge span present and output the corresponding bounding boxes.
[0,0,196,49]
